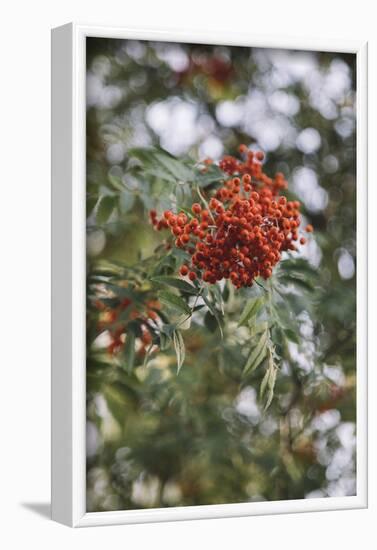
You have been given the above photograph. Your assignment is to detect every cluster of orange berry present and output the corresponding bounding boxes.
[94,296,161,355]
[150,146,313,289]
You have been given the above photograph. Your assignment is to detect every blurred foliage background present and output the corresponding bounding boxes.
[86,37,356,512]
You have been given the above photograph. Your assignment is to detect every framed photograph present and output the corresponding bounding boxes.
[51,24,368,527]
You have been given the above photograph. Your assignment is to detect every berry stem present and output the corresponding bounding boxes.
[196,185,216,225]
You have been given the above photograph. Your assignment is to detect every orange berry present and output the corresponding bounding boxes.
[179,265,189,276]
[173,226,182,236]
[158,144,305,288]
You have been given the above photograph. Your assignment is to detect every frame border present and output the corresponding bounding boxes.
[51,23,368,527]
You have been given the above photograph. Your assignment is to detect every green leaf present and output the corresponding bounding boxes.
[128,147,195,183]
[107,173,125,192]
[250,320,269,337]
[105,283,138,301]
[142,343,155,368]
[155,152,195,182]
[259,366,271,400]
[159,331,171,351]
[151,276,197,295]
[204,311,218,333]
[122,331,135,374]
[238,297,264,327]
[202,292,223,338]
[243,330,268,375]
[284,328,300,344]
[196,165,225,188]
[260,349,278,411]
[158,290,191,315]
[264,366,277,411]
[143,166,177,183]
[96,195,115,225]
[102,381,138,425]
[119,190,136,213]
[128,148,176,183]
[208,284,224,315]
[280,258,317,278]
[176,314,192,331]
[160,323,175,337]
[127,147,153,163]
[278,274,315,292]
[222,282,230,302]
[173,330,185,374]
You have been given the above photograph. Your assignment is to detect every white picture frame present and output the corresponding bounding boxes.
[51,23,368,527]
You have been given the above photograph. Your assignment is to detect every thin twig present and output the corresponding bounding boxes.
[196,186,216,224]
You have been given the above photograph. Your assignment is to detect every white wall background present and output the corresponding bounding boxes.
[0,1,375,548]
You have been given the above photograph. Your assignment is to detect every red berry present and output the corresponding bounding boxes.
[179,265,189,276]
[173,226,182,236]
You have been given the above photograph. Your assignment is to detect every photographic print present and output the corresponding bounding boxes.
[85,37,357,513]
